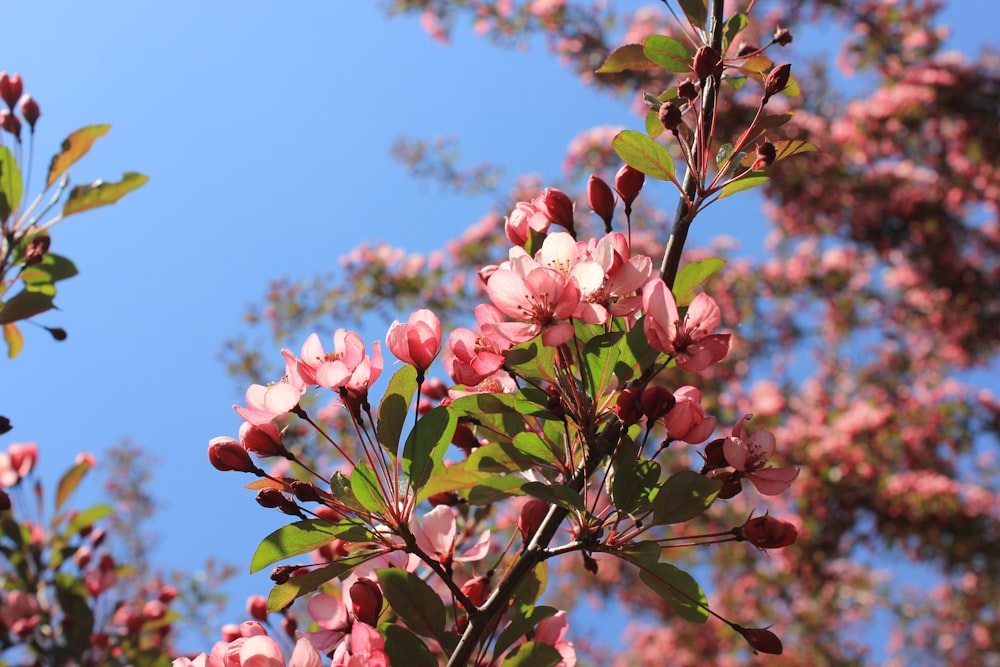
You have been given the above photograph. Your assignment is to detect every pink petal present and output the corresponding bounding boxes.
[487,270,532,319]
[455,530,492,562]
[683,293,722,336]
[239,636,285,667]
[308,594,350,631]
[723,437,749,470]
[749,467,800,495]
[289,638,323,667]
[385,320,413,365]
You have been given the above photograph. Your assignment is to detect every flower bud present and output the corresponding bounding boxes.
[0,110,21,140]
[640,385,675,423]
[350,579,383,626]
[537,187,574,232]
[763,64,791,102]
[701,438,728,471]
[247,594,269,621]
[143,599,167,621]
[421,377,448,400]
[208,437,258,473]
[587,174,616,230]
[657,101,682,132]
[614,164,644,208]
[427,490,461,507]
[158,585,178,603]
[737,515,798,549]
[290,481,320,503]
[19,95,40,130]
[24,235,50,266]
[270,565,298,584]
[221,623,241,642]
[255,487,286,509]
[614,385,644,425]
[735,625,783,655]
[518,499,550,544]
[0,416,11,435]
[753,141,777,170]
[452,423,481,456]
[47,327,68,341]
[583,553,598,574]
[239,421,286,458]
[692,46,721,82]
[0,72,23,109]
[282,616,298,639]
[773,26,793,47]
[461,575,490,606]
[677,77,698,100]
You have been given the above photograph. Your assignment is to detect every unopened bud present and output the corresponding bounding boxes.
[143,600,167,621]
[0,110,21,140]
[208,437,258,473]
[239,421,286,458]
[452,423,480,456]
[255,487,286,509]
[753,141,777,170]
[701,438,728,471]
[583,553,598,574]
[614,386,644,425]
[0,416,10,435]
[640,385,676,422]
[24,235,50,266]
[460,575,490,607]
[47,327,68,341]
[537,187,575,233]
[19,95,40,130]
[421,377,448,400]
[773,27,793,47]
[657,101,682,132]
[427,491,461,507]
[247,594,268,622]
[0,72,23,109]
[614,164,644,208]
[677,77,698,101]
[282,616,298,639]
[290,481,320,503]
[763,64,791,102]
[692,46,721,81]
[587,174,615,231]
[158,585,178,603]
[737,515,798,549]
[270,565,298,584]
[350,579,383,626]
[518,499,550,545]
[735,625,783,655]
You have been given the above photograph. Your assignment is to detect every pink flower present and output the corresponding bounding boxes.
[506,199,551,247]
[574,233,654,324]
[532,610,577,666]
[411,505,491,566]
[0,590,41,639]
[1,442,38,487]
[235,350,308,425]
[302,593,351,654]
[723,415,799,495]
[662,386,717,443]
[486,240,582,347]
[446,304,511,386]
[331,623,389,667]
[386,309,443,372]
[642,279,732,371]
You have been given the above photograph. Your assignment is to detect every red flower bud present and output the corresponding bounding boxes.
[282,616,298,639]
[692,46,721,82]
[738,515,798,549]
[518,499,550,544]
[677,77,698,100]
[0,72,23,109]
[239,422,286,458]
[427,490,461,507]
[614,164,645,208]
[291,481,320,503]
[701,438,728,471]
[255,487,286,508]
[350,579,383,626]
[246,595,269,622]
[763,64,791,102]
[753,141,777,170]
[0,110,21,140]
[537,187,574,232]
[19,95,40,130]
[640,385,676,423]
[460,575,490,606]
[614,385,644,425]
[657,101,682,132]
[421,377,448,400]
[158,585,178,603]
[587,174,616,230]
[452,423,481,456]
[24,235,50,266]
[208,437,258,473]
[773,26,793,47]
[736,625,783,655]
[583,553,599,574]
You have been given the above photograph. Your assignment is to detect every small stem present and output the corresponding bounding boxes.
[659,0,726,289]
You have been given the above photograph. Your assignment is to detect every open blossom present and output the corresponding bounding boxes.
[531,610,577,666]
[297,329,382,397]
[411,505,491,566]
[505,199,551,247]
[723,415,799,495]
[446,304,511,386]
[574,232,654,323]
[662,386,716,443]
[303,593,351,654]
[486,237,583,346]
[642,278,732,371]
[386,308,442,372]
[235,350,308,425]
[330,623,389,667]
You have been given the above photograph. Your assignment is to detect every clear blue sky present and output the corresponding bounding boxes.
[2,0,995,656]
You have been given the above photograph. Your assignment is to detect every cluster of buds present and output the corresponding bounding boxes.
[0,71,41,139]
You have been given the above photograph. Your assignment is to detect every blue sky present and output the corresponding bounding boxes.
[2,0,996,656]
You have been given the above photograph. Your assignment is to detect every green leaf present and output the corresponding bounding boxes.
[612,459,661,516]
[468,475,525,505]
[47,125,111,189]
[505,340,557,384]
[612,130,675,182]
[384,625,439,667]
[512,561,548,606]
[0,146,24,222]
[652,470,722,524]
[62,172,149,217]
[3,323,23,359]
[582,331,624,397]
[250,519,339,574]
[416,461,491,503]
[511,431,560,468]
[329,471,367,513]
[616,316,655,380]
[723,13,750,49]
[377,567,447,639]
[501,642,562,667]
[0,290,55,324]
[468,442,539,474]
[350,460,386,514]
[66,504,114,535]
[377,365,417,456]
[402,405,456,491]
[677,0,708,27]
[618,540,661,565]
[56,460,92,512]
[717,173,768,200]
[521,481,584,513]
[672,258,725,307]
[514,386,558,419]
[597,43,654,73]
[21,253,79,286]
[448,392,517,418]
[494,605,559,662]
[55,573,95,659]
[643,35,692,74]
[639,561,709,623]
[267,562,353,612]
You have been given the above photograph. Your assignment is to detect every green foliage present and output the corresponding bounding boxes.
[402,404,456,491]
[652,470,722,525]
[249,519,340,574]
[638,561,709,623]
[501,642,562,667]
[0,146,23,223]
[377,364,418,456]
[377,567,448,640]
[612,130,677,183]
